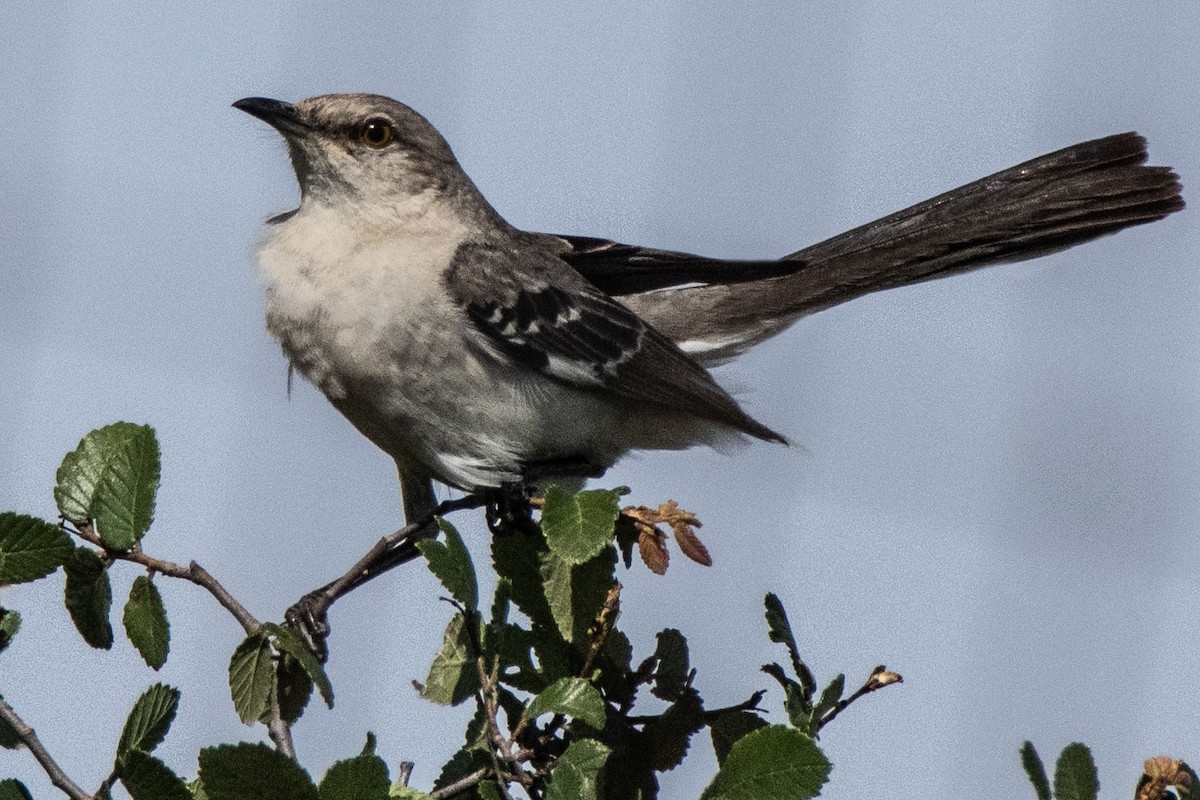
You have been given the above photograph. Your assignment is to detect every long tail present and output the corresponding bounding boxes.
[618,132,1184,364]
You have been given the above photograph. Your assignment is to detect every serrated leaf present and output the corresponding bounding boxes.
[492,534,555,629]
[700,725,830,800]
[432,745,491,797]
[418,518,478,611]
[119,749,192,800]
[123,575,170,669]
[487,621,543,694]
[540,547,616,645]
[526,677,606,729]
[0,513,73,585]
[763,594,814,700]
[810,674,844,734]
[198,742,319,800]
[0,779,32,800]
[420,613,479,706]
[271,651,315,725]
[63,547,113,649]
[117,683,180,758]
[92,425,160,549]
[266,623,334,709]
[545,738,611,800]
[0,609,20,654]
[55,423,127,523]
[1020,742,1051,800]
[709,710,769,766]
[652,628,690,701]
[318,753,390,800]
[541,487,621,565]
[644,688,704,772]
[228,633,273,724]
[1053,743,1098,800]
[761,662,805,727]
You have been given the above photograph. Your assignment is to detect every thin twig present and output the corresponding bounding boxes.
[0,697,93,800]
[69,523,260,634]
[430,767,490,799]
[817,665,903,732]
[265,702,297,760]
[475,656,526,799]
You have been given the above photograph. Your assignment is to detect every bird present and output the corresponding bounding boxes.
[234,93,1184,525]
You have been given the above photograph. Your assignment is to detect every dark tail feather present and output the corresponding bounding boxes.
[623,132,1183,362]
[782,132,1183,299]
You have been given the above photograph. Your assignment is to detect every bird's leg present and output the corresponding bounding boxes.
[485,483,539,536]
[285,472,483,661]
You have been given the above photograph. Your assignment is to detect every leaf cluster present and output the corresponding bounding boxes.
[0,423,909,799]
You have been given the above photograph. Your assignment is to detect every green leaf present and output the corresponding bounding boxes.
[432,745,491,797]
[0,609,20,654]
[1053,743,1098,800]
[526,677,606,729]
[486,621,543,693]
[54,423,160,548]
[810,674,844,734]
[540,547,616,645]
[318,753,390,800]
[1020,741,1051,800]
[709,710,768,766]
[199,742,319,800]
[119,749,192,800]
[760,663,806,728]
[545,738,611,800]
[55,423,127,523]
[273,652,314,725]
[228,633,273,724]
[62,547,113,649]
[389,787,434,800]
[651,628,690,701]
[540,486,622,565]
[0,780,32,800]
[763,594,814,701]
[0,513,73,585]
[420,613,479,706]
[418,518,478,611]
[93,424,160,549]
[644,688,705,772]
[266,623,335,709]
[117,683,180,758]
[123,575,170,669]
[700,725,830,800]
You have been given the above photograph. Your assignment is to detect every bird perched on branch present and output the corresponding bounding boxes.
[235,93,1183,523]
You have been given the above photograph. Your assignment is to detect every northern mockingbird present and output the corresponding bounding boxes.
[235,94,1183,524]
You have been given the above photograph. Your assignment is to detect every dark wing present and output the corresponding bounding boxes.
[444,240,784,443]
[545,234,804,295]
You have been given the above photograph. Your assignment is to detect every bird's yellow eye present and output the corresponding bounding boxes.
[358,118,394,148]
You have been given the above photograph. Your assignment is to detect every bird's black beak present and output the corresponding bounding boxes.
[233,97,307,136]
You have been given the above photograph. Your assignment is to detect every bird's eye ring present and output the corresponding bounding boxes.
[358,118,394,148]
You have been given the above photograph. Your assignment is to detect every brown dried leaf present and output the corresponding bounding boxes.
[637,525,669,575]
[674,528,711,566]
[1137,756,1192,800]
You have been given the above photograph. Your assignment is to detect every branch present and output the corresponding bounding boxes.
[69,523,260,634]
[285,494,487,661]
[430,767,490,799]
[816,665,903,732]
[0,696,93,800]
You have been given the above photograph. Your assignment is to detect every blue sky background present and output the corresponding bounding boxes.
[2,3,1198,798]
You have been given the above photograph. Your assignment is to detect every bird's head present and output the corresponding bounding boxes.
[234,93,461,208]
